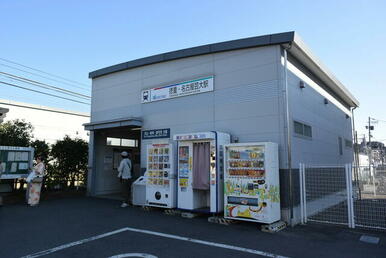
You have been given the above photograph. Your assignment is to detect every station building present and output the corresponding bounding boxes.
[84,31,359,223]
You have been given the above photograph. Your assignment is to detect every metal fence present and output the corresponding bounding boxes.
[299,163,386,231]
[354,165,386,230]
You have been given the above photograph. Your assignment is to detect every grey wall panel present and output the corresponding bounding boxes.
[214,99,279,121]
[92,91,139,112]
[92,67,142,91]
[214,115,280,136]
[214,47,276,75]
[92,104,142,122]
[214,80,279,104]
[141,54,213,80]
[214,63,278,90]
[143,105,214,129]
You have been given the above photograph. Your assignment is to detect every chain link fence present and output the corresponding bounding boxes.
[354,165,386,230]
[299,163,386,231]
[299,164,352,227]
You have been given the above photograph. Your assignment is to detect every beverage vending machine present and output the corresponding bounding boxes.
[174,132,230,213]
[145,143,176,208]
[223,142,280,223]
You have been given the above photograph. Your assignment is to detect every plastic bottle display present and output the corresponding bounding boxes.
[146,145,171,187]
[224,143,280,224]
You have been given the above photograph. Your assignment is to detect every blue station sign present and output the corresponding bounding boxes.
[142,128,170,139]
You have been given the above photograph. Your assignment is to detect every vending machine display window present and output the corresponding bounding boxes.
[145,143,176,208]
[147,146,171,187]
[224,142,280,224]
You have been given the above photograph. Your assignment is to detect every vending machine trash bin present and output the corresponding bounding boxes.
[132,176,146,206]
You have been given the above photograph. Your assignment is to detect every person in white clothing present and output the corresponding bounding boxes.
[26,156,45,206]
[117,151,132,208]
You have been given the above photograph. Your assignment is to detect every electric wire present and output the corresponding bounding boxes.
[0,80,90,105]
[0,57,90,88]
[0,63,90,92]
[0,71,90,100]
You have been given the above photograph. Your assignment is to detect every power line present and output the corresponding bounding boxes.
[0,71,90,100]
[0,80,90,105]
[0,62,90,92]
[0,57,90,88]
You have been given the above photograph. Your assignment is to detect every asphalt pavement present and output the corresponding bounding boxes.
[1,196,385,258]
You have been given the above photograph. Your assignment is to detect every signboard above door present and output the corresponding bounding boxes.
[141,76,214,103]
[142,128,170,139]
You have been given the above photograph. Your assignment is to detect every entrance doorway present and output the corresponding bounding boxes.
[91,126,141,198]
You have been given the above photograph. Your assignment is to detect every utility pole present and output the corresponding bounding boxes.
[366,117,376,194]
[368,117,372,168]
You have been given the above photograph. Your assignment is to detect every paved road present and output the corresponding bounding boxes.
[1,196,385,258]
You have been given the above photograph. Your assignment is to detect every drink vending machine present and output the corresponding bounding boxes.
[174,132,230,213]
[145,143,176,208]
[223,142,280,223]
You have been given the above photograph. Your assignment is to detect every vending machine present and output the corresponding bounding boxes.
[145,143,176,208]
[223,142,280,223]
[174,132,230,213]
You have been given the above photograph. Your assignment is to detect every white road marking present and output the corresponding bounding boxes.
[21,228,128,258]
[124,226,289,258]
[21,227,290,258]
[108,253,158,258]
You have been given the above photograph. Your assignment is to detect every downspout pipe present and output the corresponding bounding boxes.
[283,45,294,225]
[351,106,360,197]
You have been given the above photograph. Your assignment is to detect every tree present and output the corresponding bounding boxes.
[0,119,34,146]
[30,139,50,161]
[50,136,88,189]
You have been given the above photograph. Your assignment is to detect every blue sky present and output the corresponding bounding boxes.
[1,0,385,143]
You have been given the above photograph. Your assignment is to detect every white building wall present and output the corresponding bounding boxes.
[0,100,90,144]
[286,56,354,166]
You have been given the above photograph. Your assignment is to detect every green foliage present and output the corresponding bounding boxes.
[0,119,34,146]
[1,120,89,191]
[50,135,88,188]
[30,139,50,161]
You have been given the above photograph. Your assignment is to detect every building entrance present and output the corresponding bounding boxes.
[90,126,141,198]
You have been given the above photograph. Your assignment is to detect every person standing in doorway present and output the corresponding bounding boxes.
[117,151,132,208]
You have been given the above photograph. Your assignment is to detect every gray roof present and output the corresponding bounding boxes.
[89,31,359,107]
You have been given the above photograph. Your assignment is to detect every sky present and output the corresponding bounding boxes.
[1,0,385,143]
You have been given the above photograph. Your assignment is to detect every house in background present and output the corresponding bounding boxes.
[0,107,9,123]
[0,99,90,144]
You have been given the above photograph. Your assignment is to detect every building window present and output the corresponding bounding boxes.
[338,137,343,155]
[293,121,312,138]
[107,137,138,147]
[345,139,353,148]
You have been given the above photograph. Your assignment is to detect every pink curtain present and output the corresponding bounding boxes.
[192,142,210,190]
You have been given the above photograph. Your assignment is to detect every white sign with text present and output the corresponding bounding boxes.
[141,76,214,103]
